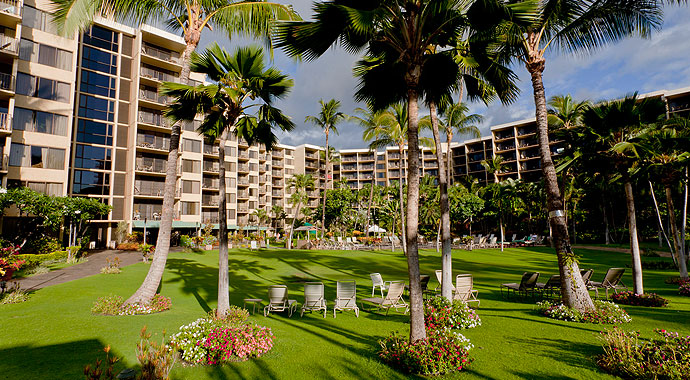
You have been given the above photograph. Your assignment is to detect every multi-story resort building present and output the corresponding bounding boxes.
[1,1,688,246]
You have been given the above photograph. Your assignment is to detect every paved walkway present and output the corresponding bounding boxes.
[573,245,672,257]
[11,249,144,291]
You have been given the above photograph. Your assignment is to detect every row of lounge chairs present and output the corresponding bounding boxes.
[318,236,406,251]
[264,282,361,318]
[451,234,547,249]
[371,271,480,306]
[500,268,627,299]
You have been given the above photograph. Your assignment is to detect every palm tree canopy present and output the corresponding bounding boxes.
[305,99,347,135]
[441,102,482,140]
[548,95,590,130]
[481,156,504,175]
[161,44,295,149]
[361,103,408,150]
[53,0,299,46]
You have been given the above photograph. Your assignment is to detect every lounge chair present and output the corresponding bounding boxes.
[536,274,561,298]
[453,274,480,307]
[301,282,327,318]
[588,268,627,299]
[434,270,456,294]
[333,280,359,318]
[264,285,297,317]
[580,269,594,286]
[250,241,258,251]
[370,272,390,296]
[361,281,408,315]
[500,272,540,298]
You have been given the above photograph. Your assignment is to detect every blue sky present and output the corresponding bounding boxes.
[201,2,690,149]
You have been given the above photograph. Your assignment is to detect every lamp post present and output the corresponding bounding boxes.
[143,217,148,245]
[73,210,81,247]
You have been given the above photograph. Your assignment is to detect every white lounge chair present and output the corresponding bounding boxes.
[301,282,327,318]
[362,281,408,315]
[454,274,480,307]
[264,285,297,317]
[434,269,456,294]
[250,240,258,251]
[333,280,359,318]
[370,272,390,297]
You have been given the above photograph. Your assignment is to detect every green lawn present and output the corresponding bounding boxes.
[1,246,688,379]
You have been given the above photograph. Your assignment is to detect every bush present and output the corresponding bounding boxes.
[537,300,631,324]
[424,296,481,330]
[83,346,119,380]
[100,257,121,275]
[136,326,175,380]
[179,235,193,249]
[168,308,273,366]
[611,291,669,307]
[378,329,473,376]
[598,328,690,380]
[0,283,29,304]
[665,276,684,285]
[679,280,690,297]
[116,242,140,251]
[20,236,62,255]
[139,244,155,263]
[91,294,171,315]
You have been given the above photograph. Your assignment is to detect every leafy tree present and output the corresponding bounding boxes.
[287,174,315,249]
[271,204,286,236]
[441,103,483,180]
[162,44,294,315]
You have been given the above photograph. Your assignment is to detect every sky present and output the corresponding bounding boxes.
[198,2,690,149]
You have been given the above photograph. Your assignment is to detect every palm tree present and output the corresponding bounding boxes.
[481,156,504,183]
[305,99,347,244]
[442,103,483,181]
[54,0,298,307]
[161,44,294,315]
[578,94,666,294]
[252,208,270,241]
[548,95,590,130]
[481,156,509,251]
[271,204,285,237]
[360,104,408,256]
[479,0,669,311]
[287,174,315,250]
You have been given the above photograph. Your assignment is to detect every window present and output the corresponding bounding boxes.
[182,180,200,194]
[14,108,68,136]
[16,73,70,102]
[377,172,385,178]
[182,138,201,153]
[82,25,119,52]
[182,159,200,173]
[76,119,113,145]
[78,95,114,121]
[74,144,111,170]
[19,39,71,70]
[181,202,198,215]
[376,164,384,169]
[22,6,57,34]
[9,143,65,169]
[80,70,116,98]
[72,169,110,195]
[7,180,62,196]
[81,46,117,75]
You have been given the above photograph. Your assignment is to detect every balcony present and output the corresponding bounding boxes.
[494,132,515,141]
[140,66,180,83]
[238,151,249,160]
[202,179,219,190]
[135,158,170,175]
[237,190,249,199]
[238,138,249,147]
[272,151,284,158]
[238,177,249,186]
[203,145,220,156]
[359,155,374,161]
[272,190,283,197]
[238,163,250,172]
[272,169,283,177]
[203,163,220,173]
[495,144,515,152]
[342,164,357,171]
[0,72,13,93]
[138,111,172,129]
[341,156,357,162]
[0,0,21,17]
[0,111,10,134]
[359,164,374,170]
[0,34,17,56]
[137,135,170,152]
[134,185,180,198]
[141,43,182,66]
[139,87,170,106]
[272,160,283,167]
[202,196,220,207]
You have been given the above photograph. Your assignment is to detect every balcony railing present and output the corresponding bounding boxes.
[272,151,284,158]
[203,163,219,173]
[135,159,167,174]
[137,136,170,151]
[359,164,374,170]
[272,170,283,177]
[0,35,18,54]
[0,0,21,15]
[272,190,283,197]
[139,111,172,128]
[272,160,283,167]
[0,112,11,133]
[202,179,219,189]
[141,43,182,65]
[0,72,14,92]
[203,145,220,155]
[238,164,249,172]
[139,88,170,105]
[237,191,249,198]
[140,66,180,83]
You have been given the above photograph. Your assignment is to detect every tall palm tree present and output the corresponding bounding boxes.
[481,156,504,183]
[442,103,483,181]
[54,0,298,306]
[478,0,667,311]
[577,94,666,294]
[360,104,408,256]
[271,204,285,237]
[305,99,347,244]
[161,44,294,315]
[287,174,315,250]
[548,95,590,130]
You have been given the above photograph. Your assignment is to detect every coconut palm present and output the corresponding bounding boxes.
[548,95,590,130]
[54,0,298,306]
[577,94,667,293]
[478,0,671,311]
[441,103,483,180]
[305,99,347,244]
[252,208,270,240]
[161,44,294,315]
[287,174,315,250]
[270,204,286,236]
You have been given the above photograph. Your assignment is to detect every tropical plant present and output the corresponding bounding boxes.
[252,208,270,241]
[305,99,347,243]
[441,103,483,180]
[161,44,294,315]
[481,178,524,252]
[54,0,298,307]
[270,205,285,236]
[477,0,669,312]
[287,174,315,250]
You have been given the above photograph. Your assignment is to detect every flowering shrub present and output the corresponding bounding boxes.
[664,276,683,285]
[91,294,171,315]
[139,244,155,263]
[679,280,690,297]
[378,329,473,376]
[424,296,481,330]
[168,308,274,366]
[0,246,25,280]
[537,300,631,324]
[611,291,669,307]
[598,328,690,380]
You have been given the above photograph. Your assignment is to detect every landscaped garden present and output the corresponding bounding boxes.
[2,245,688,379]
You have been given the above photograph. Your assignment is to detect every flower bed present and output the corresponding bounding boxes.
[598,328,690,379]
[537,300,631,324]
[680,280,690,297]
[168,308,274,365]
[91,294,171,315]
[0,246,25,280]
[378,329,473,376]
[611,291,669,307]
[424,296,481,330]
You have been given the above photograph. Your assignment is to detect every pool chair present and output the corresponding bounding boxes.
[434,270,456,294]
[370,272,391,297]
[301,282,327,318]
[588,268,627,299]
[536,274,561,299]
[333,280,359,318]
[453,274,480,307]
[264,285,297,317]
[580,269,594,287]
[362,281,408,315]
[500,272,540,298]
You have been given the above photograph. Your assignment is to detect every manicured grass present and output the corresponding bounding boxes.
[1,246,689,379]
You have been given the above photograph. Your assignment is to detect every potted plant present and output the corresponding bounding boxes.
[139,243,155,263]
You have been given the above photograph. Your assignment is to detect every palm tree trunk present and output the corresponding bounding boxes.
[528,62,594,312]
[429,101,453,301]
[288,201,302,250]
[217,131,230,315]
[446,132,453,184]
[500,214,504,252]
[665,185,689,278]
[649,181,676,264]
[320,130,329,245]
[125,37,199,306]
[398,144,407,256]
[624,180,643,294]
[405,81,426,342]
[682,167,688,265]
[365,174,375,238]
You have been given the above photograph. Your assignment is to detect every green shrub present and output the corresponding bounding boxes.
[424,296,481,330]
[20,236,62,255]
[15,250,68,268]
[598,328,690,380]
[378,329,473,376]
[136,326,175,380]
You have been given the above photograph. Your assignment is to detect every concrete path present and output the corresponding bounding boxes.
[11,249,144,291]
[573,245,672,258]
